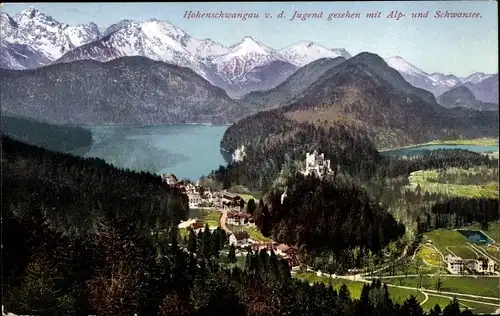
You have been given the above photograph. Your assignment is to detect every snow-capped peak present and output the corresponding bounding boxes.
[2,9,101,61]
[277,41,351,67]
[227,36,275,56]
[385,56,427,77]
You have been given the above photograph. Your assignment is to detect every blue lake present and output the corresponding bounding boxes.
[69,124,230,180]
[382,144,498,157]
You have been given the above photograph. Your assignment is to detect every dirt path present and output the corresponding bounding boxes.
[219,209,232,235]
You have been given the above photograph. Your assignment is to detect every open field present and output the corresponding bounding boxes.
[424,229,471,257]
[421,294,499,314]
[379,137,499,152]
[294,272,426,304]
[385,276,500,299]
[427,138,499,146]
[189,208,221,227]
[406,169,499,198]
[229,225,271,242]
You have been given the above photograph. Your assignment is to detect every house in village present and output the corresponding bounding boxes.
[474,257,496,274]
[251,242,278,253]
[221,192,244,210]
[445,255,464,274]
[188,193,202,208]
[229,231,251,247]
[277,244,300,267]
[187,220,204,231]
[301,150,333,179]
[227,211,255,227]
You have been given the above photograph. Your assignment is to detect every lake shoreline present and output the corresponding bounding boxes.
[379,138,499,153]
[79,122,232,128]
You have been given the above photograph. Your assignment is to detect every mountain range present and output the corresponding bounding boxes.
[5,7,495,103]
[0,8,351,97]
[222,52,498,154]
[0,7,497,126]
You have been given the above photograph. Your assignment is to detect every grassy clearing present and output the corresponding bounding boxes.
[424,229,470,257]
[418,245,445,267]
[294,272,426,304]
[456,300,500,314]
[189,208,221,227]
[421,295,453,312]
[445,246,478,259]
[386,276,500,298]
[229,225,271,242]
[407,170,499,198]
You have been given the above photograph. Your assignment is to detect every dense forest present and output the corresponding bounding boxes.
[1,114,93,152]
[2,136,477,315]
[252,173,406,273]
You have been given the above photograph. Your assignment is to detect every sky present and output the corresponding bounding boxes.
[1,1,498,77]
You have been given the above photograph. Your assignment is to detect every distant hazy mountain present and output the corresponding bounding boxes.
[0,57,249,126]
[461,72,495,84]
[0,114,92,152]
[240,57,347,108]
[462,74,499,104]
[224,52,498,151]
[437,85,498,111]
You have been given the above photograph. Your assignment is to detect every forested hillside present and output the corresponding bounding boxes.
[1,114,92,152]
[214,110,381,191]
[255,173,405,272]
[2,136,473,315]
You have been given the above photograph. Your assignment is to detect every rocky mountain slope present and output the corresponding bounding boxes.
[0,57,248,126]
[437,85,498,111]
[0,8,100,68]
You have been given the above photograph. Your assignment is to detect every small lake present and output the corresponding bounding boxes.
[382,144,499,157]
[69,124,230,180]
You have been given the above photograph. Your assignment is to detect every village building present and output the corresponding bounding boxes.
[277,244,300,267]
[221,192,244,210]
[474,257,496,274]
[251,242,278,252]
[227,211,254,226]
[187,220,204,231]
[301,150,333,178]
[445,255,464,274]
[229,231,251,247]
[188,193,202,208]
[161,173,178,185]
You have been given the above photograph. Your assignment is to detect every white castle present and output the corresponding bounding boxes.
[301,150,333,178]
